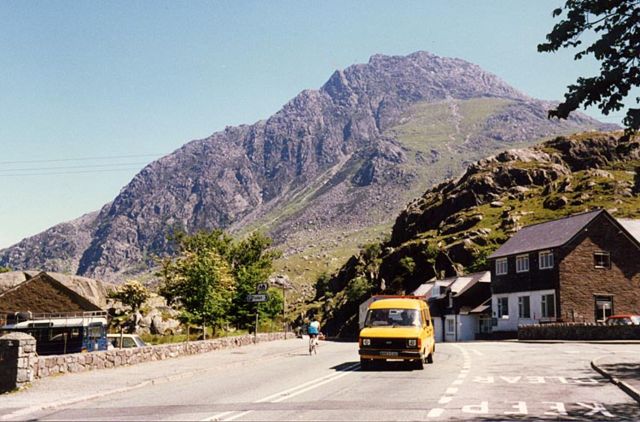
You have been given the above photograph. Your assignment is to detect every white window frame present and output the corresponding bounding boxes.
[497,297,509,318]
[518,296,531,319]
[446,318,455,334]
[541,293,556,318]
[495,258,508,275]
[539,250,554,270]
[594,251,611,269]
[516,254,529,273]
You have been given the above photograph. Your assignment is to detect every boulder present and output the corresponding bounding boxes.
[543,195,568,210]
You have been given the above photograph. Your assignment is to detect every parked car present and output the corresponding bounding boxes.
[605,315,640,326]
[107,333,147,349]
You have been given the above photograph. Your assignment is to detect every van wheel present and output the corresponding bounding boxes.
[360,358,372,371]
[427,352,434,364]
[414,359,424,370]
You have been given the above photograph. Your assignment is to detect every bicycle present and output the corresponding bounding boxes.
[308,334,319,355]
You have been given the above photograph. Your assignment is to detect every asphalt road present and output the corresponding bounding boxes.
[6,340,640,421]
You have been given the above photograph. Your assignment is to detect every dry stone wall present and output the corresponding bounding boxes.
[518,323,640,340]
[35,332,293,380]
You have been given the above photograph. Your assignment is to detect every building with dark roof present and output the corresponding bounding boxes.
[488,209,640,332]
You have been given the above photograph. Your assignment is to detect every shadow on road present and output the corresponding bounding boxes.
[331,362,360,371]
[331,360,422,372]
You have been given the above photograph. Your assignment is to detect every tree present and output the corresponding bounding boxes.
[159,234,236,335]
[0,266,10,273]
[108,280,150,313]
[538,1,640,134]
[228,232,281,328]
[108,280,150,333]
[158,230,280,334]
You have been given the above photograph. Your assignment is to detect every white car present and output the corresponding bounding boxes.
[107,333,147,349]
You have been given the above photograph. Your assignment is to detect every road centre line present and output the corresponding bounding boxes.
[203,362,360,421]
[446,387,458,394]
[438,396,453,404]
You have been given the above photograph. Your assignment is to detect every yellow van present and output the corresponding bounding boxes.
[358,296,435,370]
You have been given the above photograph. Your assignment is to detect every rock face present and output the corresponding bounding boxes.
[0,51,614,282]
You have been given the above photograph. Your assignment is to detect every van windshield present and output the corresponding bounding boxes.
[365,308,421,327]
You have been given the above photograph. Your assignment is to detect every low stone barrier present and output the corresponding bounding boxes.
[36,332,294,379]
[518,323,640,340]
[1,331,294,392]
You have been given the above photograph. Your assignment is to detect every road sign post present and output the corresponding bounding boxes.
[246,294,269,342]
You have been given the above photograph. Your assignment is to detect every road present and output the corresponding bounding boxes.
[2,339,639,421]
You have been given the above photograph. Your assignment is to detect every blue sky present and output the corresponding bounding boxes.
[0,1,622,248]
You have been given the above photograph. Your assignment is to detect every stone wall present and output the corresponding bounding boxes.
[518,323,640,340]
[35,332,294,380]
[0,332,38,393]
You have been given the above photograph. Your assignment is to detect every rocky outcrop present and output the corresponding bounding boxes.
[322,132,640,337]
[0,52,614,282]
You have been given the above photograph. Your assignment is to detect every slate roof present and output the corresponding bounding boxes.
[488,209,605,259]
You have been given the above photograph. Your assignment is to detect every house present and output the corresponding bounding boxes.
[488,209,640,332]
[421,271,492,342]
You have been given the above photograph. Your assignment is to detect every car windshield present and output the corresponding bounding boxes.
[365,308,421,327]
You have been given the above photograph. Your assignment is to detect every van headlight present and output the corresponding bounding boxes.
[407,339,417,347]
[362,338,371,346]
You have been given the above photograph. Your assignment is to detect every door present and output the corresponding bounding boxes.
[444,315,456,342]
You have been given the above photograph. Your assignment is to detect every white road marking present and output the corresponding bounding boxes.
[220,410,253,421]
[446,387,458,394]
[469,349,483,356]
[427,408,444,418]
[452,379,464,385]
[202,362,360,421]
[438,396,453,404]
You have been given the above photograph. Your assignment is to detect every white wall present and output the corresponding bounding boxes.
[443,314,478,342]
[458,315,476,341]
[491,289,556,332]
[433,317,444,343]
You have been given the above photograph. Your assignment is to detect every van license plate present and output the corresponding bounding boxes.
[380,351,398,356]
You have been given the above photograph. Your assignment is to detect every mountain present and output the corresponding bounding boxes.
[0,51,615,283]
[319,132,640,338]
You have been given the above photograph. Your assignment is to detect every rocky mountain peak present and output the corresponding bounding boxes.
[0,52,615,282]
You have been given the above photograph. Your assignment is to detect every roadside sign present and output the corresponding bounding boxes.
[257,283,268,291]
[246,294,268,303]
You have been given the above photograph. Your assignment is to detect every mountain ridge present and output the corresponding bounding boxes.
[0,51,615,283]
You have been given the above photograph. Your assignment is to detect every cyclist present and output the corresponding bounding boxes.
[307,316,321,354]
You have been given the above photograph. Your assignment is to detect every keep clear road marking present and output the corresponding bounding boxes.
[203,362,360,421]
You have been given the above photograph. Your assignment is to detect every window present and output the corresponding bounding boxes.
[541,294,556,318]
[497,297,509,318]
[539,250,554,269]
[516,254,529,273]
[594,296,613,322]
[594,251,611,269]
[518,296,531,319]
[495,258,508,275]
[446,318,455,334]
